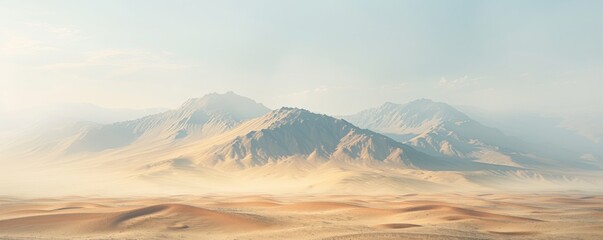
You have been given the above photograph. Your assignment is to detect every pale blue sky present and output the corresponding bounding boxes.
[1,0,602,115]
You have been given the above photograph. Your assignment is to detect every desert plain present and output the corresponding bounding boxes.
[0,192,602,240]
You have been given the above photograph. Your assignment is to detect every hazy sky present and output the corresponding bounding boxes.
[1,0,602,115]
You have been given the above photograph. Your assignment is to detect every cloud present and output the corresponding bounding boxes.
[39,49,189,77]
[24,22,81,39]
[437,75,479,89]
[0,22,82,56]
[0,35,59,55]
[580,154,598,162]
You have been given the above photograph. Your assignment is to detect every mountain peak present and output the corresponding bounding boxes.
[343,99,474,143]
[206,107,442,169]
[381,101,401,109]
[182,91,247,108]
[63,92,270,154]
[408,98,434,104]
[365,99,469,124]
[180,92,270,120]
[275,106,307,113]
[256,107,334,130]
[405,98,448,109]
[402,99,469,122]
[345,100,531,165]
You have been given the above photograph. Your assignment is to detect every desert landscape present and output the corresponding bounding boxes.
[1,193,602,239]
[1,93,602,239]
[2,1,603,239]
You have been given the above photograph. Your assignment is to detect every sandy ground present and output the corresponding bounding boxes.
[0,193,601,239]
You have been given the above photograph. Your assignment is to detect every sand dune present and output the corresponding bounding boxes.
[398,204,543,222]
[109,203,272,231]
[0,203,273,235]
[0,193,602,239]
[277,201,363,212]
[375,223,421,229]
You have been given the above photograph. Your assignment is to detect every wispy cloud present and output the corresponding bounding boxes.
[40,49,189,77]
[0,21,83,56]
[24,22,81,38]
[437,75,479,89]
[0,35,59,55]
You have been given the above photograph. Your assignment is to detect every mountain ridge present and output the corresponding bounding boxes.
[63,92,271,154]
[201,107,449,170]
[344,99,600,171]
[2,93,601,195]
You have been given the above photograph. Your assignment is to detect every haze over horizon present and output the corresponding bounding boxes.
[1,0,602,117]
[2,2,603,238]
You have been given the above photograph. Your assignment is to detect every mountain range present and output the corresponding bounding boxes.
[1,92,601,195]
[343,99,596,170]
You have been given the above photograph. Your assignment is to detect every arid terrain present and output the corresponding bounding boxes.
[2,1,603,239]
[0,193,601,240]
[1,95,601,240]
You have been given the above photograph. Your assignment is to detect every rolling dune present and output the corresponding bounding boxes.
[0,193,602,239]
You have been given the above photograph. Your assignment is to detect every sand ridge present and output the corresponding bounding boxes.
[0,193,602,239]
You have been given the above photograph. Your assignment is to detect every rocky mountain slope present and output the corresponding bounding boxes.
[344,99,598,170]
